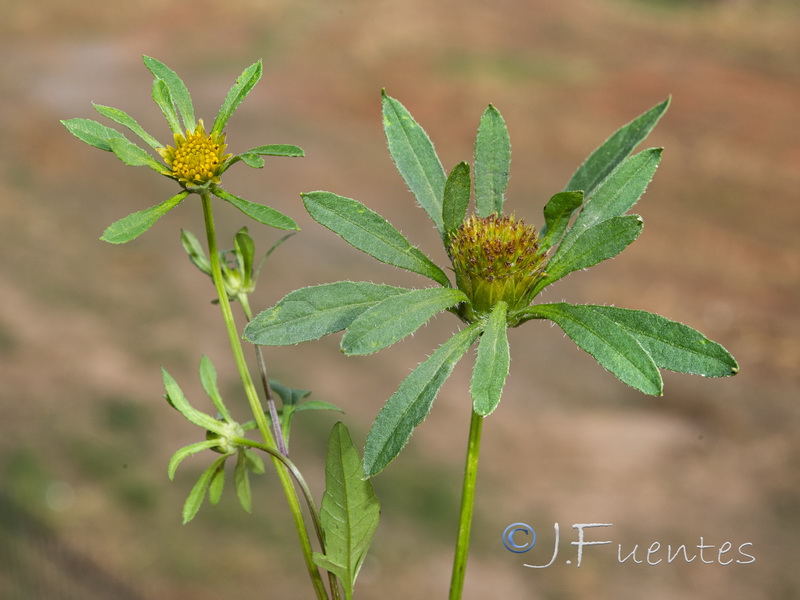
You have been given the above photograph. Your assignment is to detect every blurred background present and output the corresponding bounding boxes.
[1,0,798,598]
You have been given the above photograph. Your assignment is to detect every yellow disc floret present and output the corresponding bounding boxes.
[158,119,231,187]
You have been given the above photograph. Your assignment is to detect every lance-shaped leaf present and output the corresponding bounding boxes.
[559,148,661,253]
[302,191,450,286]
[61,118,127,151]
[443,161,471,235]
[236,145,305,169]
[540,190,583,251]
[143,55,196,131]
[341,287,468,356]
[208,464,226,506]
[92,104,162,150]
[234,450,254,513]
[152,78,183,136]
[565,97,670,198]
[588,306,739,377]
[162,367,225,432]
[524,303,663,395]
[471,302,510,416]
[182,455,227,524]
[382,91,447,235]
[168,440,220,480]
[181,229,212,275]
[313,423,380,600]
[474,104,510,217]
[199,355,233,422]
[212,60,262,135]
[108,136,168,173]
[213,187,299,230]
[102,190,190,244]
[531,214,643,296]
[363,323,482,477]
[245,282,410,346]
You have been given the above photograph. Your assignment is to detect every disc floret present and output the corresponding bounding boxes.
[159,119,231,188]
[448,213,546,320]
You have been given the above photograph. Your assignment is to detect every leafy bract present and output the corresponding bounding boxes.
[363,323,482,477]
[143,55,196,132]
[93,104,162,150]
[302,191,450,286]
[213,187,299,230]
[182,456,226,523]
[443,162,471,235]
[341,287,468,355]
[107,136,167,172]
[244,282,410,346]
[102,191,190,244]
[151,78,182,136]
[540,190,583,251]
[61,118,127,151]
[313,423,380,600]
[212,60,262,135]
[471,302,510,416]
[565,97,669,198]
[474,105,510,217]
[382,91,447,236]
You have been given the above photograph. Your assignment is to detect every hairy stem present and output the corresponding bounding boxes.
[200,192,328,600]
[449,409,484,600]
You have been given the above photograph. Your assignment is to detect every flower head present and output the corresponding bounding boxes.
[159,120,231,188]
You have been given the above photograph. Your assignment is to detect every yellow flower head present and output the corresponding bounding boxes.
[158,119,231,187]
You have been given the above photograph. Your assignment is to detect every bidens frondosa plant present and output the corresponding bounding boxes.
[245,91,738,599]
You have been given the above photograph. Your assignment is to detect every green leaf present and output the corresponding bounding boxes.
[474,104,510,217]
[471,302,510,416]
[234,450,253,513]
[269,380,312,406]
[341,287,468,356]
[212,60,262,135]
[183,456,227,523]
[588,306,739,377]
[382,91,447,235]
[107,136,168,173]
[151,78,183,135]
[565,97,670,198]
[292,400,345,414]
[531,214,643,296]
[199,355,232,422]
[102,191,189,244]
[245,282,410,346]
[208,463,225,506]
[61,118,126,151]
[524,303,663,395]
[213,187,299,230]
[238,153,265,168]
[143,56,196,131]
[363,324,482,477]
[181,229,212,275]
[243,449,265,474]
[559,148,661,251]
[168,440,219,480]
[162,368,225,432]
[244,144,305,158]
[313,423,380,600]
[442,162,471,235]
[540,190,583,251]
[302,191,450,286]
[234,228,256,286]
[92,104,162,149]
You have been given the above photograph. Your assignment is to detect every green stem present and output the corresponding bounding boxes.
[449,410,484,600]
[200,192,328,600]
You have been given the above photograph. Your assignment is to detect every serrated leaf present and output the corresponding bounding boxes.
[107,136,168,173]
[540,190,583,251]
[471,302,510,416]
[199,355,232,422]
[531,214,643,296]
[363,324,482,477]
[183,456,227,523]
[565,97,669,198]
[559,148,661,253]
[143,56,196,131]
[245,282,410,346]
[162,368,225,432]
[474,104,510,217]
[213,187,299,230]
[302,191,450,286]
[151,78,183,135]
[342,287,467,356]
[234,450,253,513]
[168,440,219,480]
[443,161,471,235]
[212,60,262,135]
[588,306,739,377]
[382,92,447,235]
[524,303,663,395]
[93,103,163,150]
[61,118,126,151]
[312,422,380,600]
[102,190,189,244]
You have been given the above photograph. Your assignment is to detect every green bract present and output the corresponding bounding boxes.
[245,93,738,478]
[62,56,304,243]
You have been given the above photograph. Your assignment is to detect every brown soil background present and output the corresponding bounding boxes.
[1,1,798,598]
